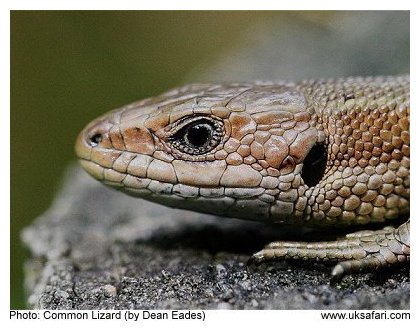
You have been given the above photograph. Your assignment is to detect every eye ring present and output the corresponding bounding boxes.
[168,117,224,155]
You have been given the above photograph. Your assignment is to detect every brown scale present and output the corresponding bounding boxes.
[75,75,410,280]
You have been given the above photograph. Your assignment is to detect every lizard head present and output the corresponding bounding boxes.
[75,83,327,223]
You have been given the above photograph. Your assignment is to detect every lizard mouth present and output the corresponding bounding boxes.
[78,156,275,221]
[78,155,266,200]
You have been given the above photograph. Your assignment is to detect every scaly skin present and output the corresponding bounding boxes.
[75,75,410,280]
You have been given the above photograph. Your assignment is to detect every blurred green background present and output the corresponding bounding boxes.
[11,11,409,308]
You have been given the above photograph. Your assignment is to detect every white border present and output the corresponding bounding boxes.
[2,0,10,316]
[2,0,415,10]
[3,1,417,331]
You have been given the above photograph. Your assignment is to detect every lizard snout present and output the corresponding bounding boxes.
[75,119,114,160]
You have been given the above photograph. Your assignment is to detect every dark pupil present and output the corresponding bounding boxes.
[89,134,102,146]
[185,123,212,147]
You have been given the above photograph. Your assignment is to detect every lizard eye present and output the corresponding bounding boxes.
[88,133,103,146]
[169,117,223,155]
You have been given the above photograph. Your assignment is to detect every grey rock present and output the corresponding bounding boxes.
[22,165,409,309]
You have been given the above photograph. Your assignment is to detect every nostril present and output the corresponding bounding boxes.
[87,132,103,147]
[84,120,112,148]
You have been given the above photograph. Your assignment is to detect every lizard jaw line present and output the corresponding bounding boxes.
[78,158,268,200]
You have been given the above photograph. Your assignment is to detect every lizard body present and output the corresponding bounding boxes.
[75,75,410,280]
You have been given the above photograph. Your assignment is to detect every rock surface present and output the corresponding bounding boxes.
[22,166,409,309]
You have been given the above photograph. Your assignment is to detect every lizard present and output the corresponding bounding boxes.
[75,75,410,281]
